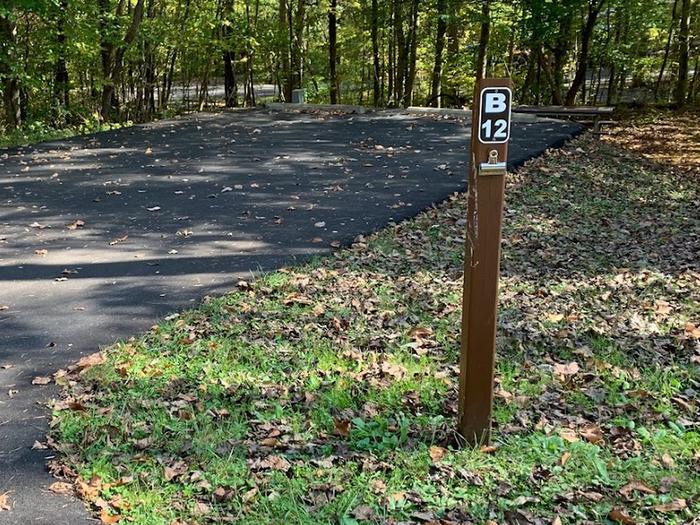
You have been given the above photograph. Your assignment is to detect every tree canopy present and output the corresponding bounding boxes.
[0,0,698,130]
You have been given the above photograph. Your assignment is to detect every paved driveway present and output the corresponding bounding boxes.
[0,108,581,524]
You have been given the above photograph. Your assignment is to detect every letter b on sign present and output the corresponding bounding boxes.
[484,93,507,113]
[478,87,512,144]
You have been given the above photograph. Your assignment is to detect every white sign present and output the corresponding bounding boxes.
[478,87,512,144]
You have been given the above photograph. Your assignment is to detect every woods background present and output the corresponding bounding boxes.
[0,0,697,133]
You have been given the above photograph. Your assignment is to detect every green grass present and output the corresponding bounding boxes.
[50,132,699,524]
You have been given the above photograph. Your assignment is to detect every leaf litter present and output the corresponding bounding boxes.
[48,119,699,525]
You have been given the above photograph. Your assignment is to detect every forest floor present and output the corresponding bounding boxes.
[37,113,700,524]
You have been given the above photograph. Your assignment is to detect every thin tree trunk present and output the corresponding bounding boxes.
[371,0,381,106]
[430,0,447,107]
[0,11,21,129]
[674,0,691,106]
[655,0,679,100]
[393,0,405,105]
[279,0,291,100]
[689,52,699,103]
[403,0,420,106]
[99,0,146,121]
[475,0,490,82]
[565,0,605,105]
[329,0,338,104]
[223,0,238,108]
[53,0,70,112]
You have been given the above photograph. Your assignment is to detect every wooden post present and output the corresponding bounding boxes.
[458,78,512,446]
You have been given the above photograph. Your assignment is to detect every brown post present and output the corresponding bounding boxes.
[459,78,513,445]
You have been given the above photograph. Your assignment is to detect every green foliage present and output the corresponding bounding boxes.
[0,0,698,138]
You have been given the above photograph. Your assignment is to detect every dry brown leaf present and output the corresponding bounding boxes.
[100,509,121,524]
[31,376,51,385]
[74,352,105,372]
[559,428,579,443]
[0,492,10,511]
[410,326,433,339]
[48,481,73,495]
[608,508,635,524]
[619,480,655,500]
[67,219,85,230]
[654,499,686,513]
[553,361,580,378]
[559,451,571,466]
[661,453,675,468]
[579,423,604,444]
[333,418,350,437]
[241,486,258,503]
[352,504,374,520]
[429,445,447,463]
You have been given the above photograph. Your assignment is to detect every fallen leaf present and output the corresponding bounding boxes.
[67,219,85,230]
[579,424,604,444]
[100,509,121,524]
[333,418,350,437]
[0,492,10,511]
[241,486,258,503]
[661,453,675,468]
[654,499,686,512]
[49,482,73,495]
[429,445,447,463]
[553,361,579,378]
[560,451,571,466]
[109,235,128,245]
[608,508,635,524]
[547,313,565,323]
[32,376,51,385]
[352,504,374,520]
[559,428,579,443]
[619,481,655,500]
[31,440,48,450]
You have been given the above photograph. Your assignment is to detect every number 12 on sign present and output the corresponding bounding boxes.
[478,87,512,144]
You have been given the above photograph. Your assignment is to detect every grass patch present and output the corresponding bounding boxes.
[49,123,699,524]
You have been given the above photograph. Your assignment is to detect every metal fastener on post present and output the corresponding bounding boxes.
[458,78,513,446]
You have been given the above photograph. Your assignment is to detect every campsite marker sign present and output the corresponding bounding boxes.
[459,78,513,445]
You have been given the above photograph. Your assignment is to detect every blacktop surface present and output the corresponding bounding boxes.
[0,108,581,524]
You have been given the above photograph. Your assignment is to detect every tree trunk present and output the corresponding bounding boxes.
[99,0,146,121]
[371,0,381,106]
[393,0,405,104]
[689,52,699,103]
[475,0,490,82]
[291,0,305,90]
[565,0,605,105]
[329,0,338,104]
[0,11,21,129]
[403,0,420,106]
[673,0,691,106]
[442,0,461,104]
[223,0,238,108]
[278,0,292,100]
[655,0,679,100]
[430,0,447,107]
[244,0,257,107]
[53,0,70,112]
[551,8,574,103]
